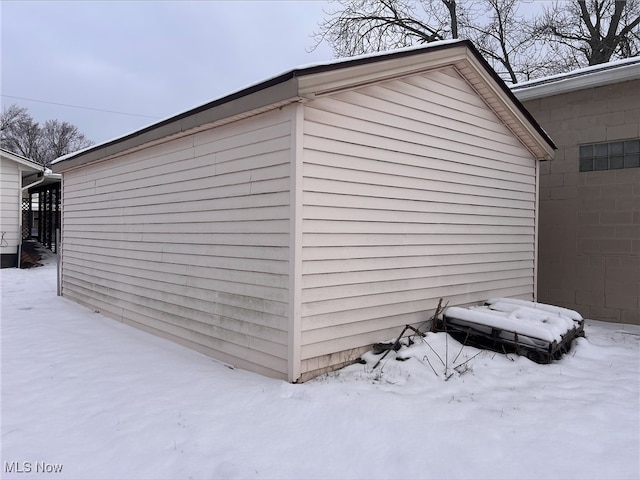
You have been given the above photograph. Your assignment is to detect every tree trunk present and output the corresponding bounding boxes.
[444,0,458,38]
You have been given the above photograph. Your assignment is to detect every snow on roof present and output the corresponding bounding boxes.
[53,40,466,167]
[51,39,464,165]
[512,56,640,101]
[54,39,554,171]
[287,38,465,72]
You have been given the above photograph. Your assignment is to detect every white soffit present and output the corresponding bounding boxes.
[456,53,555,161]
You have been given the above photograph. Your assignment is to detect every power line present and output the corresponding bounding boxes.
[1,94,161,119]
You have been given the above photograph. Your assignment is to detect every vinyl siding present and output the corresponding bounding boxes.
[299,66,537,375]
[0,157,20,250]
[61,108,293,378]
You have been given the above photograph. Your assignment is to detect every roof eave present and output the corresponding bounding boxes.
[512,59,640,101]
[52,42,475,172]
[53,39,556,171]
[298,40,555,160]
[455,49,556,160]
[53,76,301,172]
[297,43,469,98]
[0,148,44,172]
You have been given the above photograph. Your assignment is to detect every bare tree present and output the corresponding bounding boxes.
[1,105,42,161]
[312,0,640,84]
[311,0,465,58]
[39,120,93,166]
[461,0,561,83]
[537,0,640,67]
[311,0,553,83]
[1,104,93,167]
[0,104,29,133]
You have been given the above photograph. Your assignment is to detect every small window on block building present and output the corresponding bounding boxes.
[579,139,640,172]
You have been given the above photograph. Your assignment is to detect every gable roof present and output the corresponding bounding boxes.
[0,148,44,172]
[53,39,555,172]
[512,56,640,101]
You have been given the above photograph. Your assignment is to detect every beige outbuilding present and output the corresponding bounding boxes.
[53,40,555,381]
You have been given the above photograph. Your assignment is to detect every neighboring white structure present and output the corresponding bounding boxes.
[0,148,44,268]
[52,40,555,381]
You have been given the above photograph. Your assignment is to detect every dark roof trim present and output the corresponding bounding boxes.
[300,39,555,150]
[459,43,557,151]
[53,39,554,170]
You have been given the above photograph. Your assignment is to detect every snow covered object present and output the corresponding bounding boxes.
[439,298,585,363]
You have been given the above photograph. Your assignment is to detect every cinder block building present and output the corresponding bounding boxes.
[513,58,640,325]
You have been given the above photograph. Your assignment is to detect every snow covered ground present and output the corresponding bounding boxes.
[2,255,639,480]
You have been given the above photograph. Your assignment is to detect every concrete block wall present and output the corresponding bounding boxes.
[522,79,640,324]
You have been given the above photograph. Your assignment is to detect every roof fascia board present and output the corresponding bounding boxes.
[461,51,556,160]
[53,42,470,172]
[512,61,640,101]
[53,39,555,171]
[53,77,301,172]
[0,149,43,172]
[297,40,555,159]
[298,45,468,97]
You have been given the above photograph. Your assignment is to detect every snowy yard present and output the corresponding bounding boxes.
[1,257,639,480]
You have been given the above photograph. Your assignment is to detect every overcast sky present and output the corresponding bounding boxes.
[1,1,335,145]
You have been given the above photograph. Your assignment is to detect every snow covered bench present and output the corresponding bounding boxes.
[438,298,585,363]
